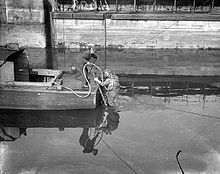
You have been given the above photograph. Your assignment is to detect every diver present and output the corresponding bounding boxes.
[94,69,120,106]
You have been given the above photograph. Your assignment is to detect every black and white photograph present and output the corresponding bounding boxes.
[0,0,220,173]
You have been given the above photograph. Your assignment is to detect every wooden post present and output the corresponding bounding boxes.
[153,0,156,11]
[134,0,137,12]
[193,0,196,13]
[173,0,177,13]
[116,0,118,11]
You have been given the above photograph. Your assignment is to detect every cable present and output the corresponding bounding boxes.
[144,102,220,120]
[176,150,185,174]
[89,127,138,174]
[100,137,138,174]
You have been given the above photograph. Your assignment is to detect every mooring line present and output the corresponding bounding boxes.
[100,137,138,174]
[144,102,220,120]
[176,150,185,174]
[90,128,138,174]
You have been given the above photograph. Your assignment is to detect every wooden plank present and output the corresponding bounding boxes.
[110,13,220,21]
[52,11,220,21]
[0,88,99,110]
[52,12,104,20]
[13,81,53,87]
[30,69,62,76]
[52,12,73,19]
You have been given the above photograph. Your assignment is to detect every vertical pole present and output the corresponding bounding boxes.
[153,0,156,11]
[193,0,196,13]
[134,0,137,12]
[55,0,58,11]
[116,0,118,11]
[104,17,107,69]
[212,0,215,9]
[173,0,177,13]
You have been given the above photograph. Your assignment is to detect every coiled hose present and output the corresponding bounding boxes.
[54,62,104,99]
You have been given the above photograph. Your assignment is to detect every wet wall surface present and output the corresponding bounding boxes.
[0,48,220,174]
[26,48,220,75]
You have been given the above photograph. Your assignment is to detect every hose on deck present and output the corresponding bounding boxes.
[54,62,104,99]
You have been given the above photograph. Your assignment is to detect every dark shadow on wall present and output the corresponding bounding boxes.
[43,0,53,69]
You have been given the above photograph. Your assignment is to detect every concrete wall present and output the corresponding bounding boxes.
[0,0,47,48]
[54,19,220,49]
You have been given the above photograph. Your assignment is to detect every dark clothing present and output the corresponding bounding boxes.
[76,50,98,86]
[81,50,98,61]
[79,127,99,152]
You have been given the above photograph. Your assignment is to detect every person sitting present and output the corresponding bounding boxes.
[94,69,120,106]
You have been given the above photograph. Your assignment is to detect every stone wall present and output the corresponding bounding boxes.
[0,0,47,48]
[53,19,220,49]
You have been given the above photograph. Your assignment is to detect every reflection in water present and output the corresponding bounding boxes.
[0,106,120,156]
[0,128,27,142]
[119,74,220,98]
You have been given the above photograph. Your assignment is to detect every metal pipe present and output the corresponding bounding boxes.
[173,0,177,13]
[134,0,137,12]
[193,0,196,13]
[104,17,107,69]
[153,0,157,11]
[212,0,215,9]
[116,0,118,11]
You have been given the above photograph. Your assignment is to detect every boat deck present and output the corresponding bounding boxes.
[0,72,101,110]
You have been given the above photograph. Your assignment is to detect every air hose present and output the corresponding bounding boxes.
[54,62,104,99]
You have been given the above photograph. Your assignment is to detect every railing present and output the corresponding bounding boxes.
[53,0,218,14]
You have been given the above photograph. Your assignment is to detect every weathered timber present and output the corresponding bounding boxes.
[0,85,99,110]
[52,12,104,20]
[52,12,220,21]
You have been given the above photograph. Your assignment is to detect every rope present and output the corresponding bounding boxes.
[176,150,185,174]
[89,128,138,174]
[99,136,138,174]
[145,102,220,120]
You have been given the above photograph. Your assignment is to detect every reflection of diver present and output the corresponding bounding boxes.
[98,107,120,135]
[79,127,99,155]
[79,106,120,155]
